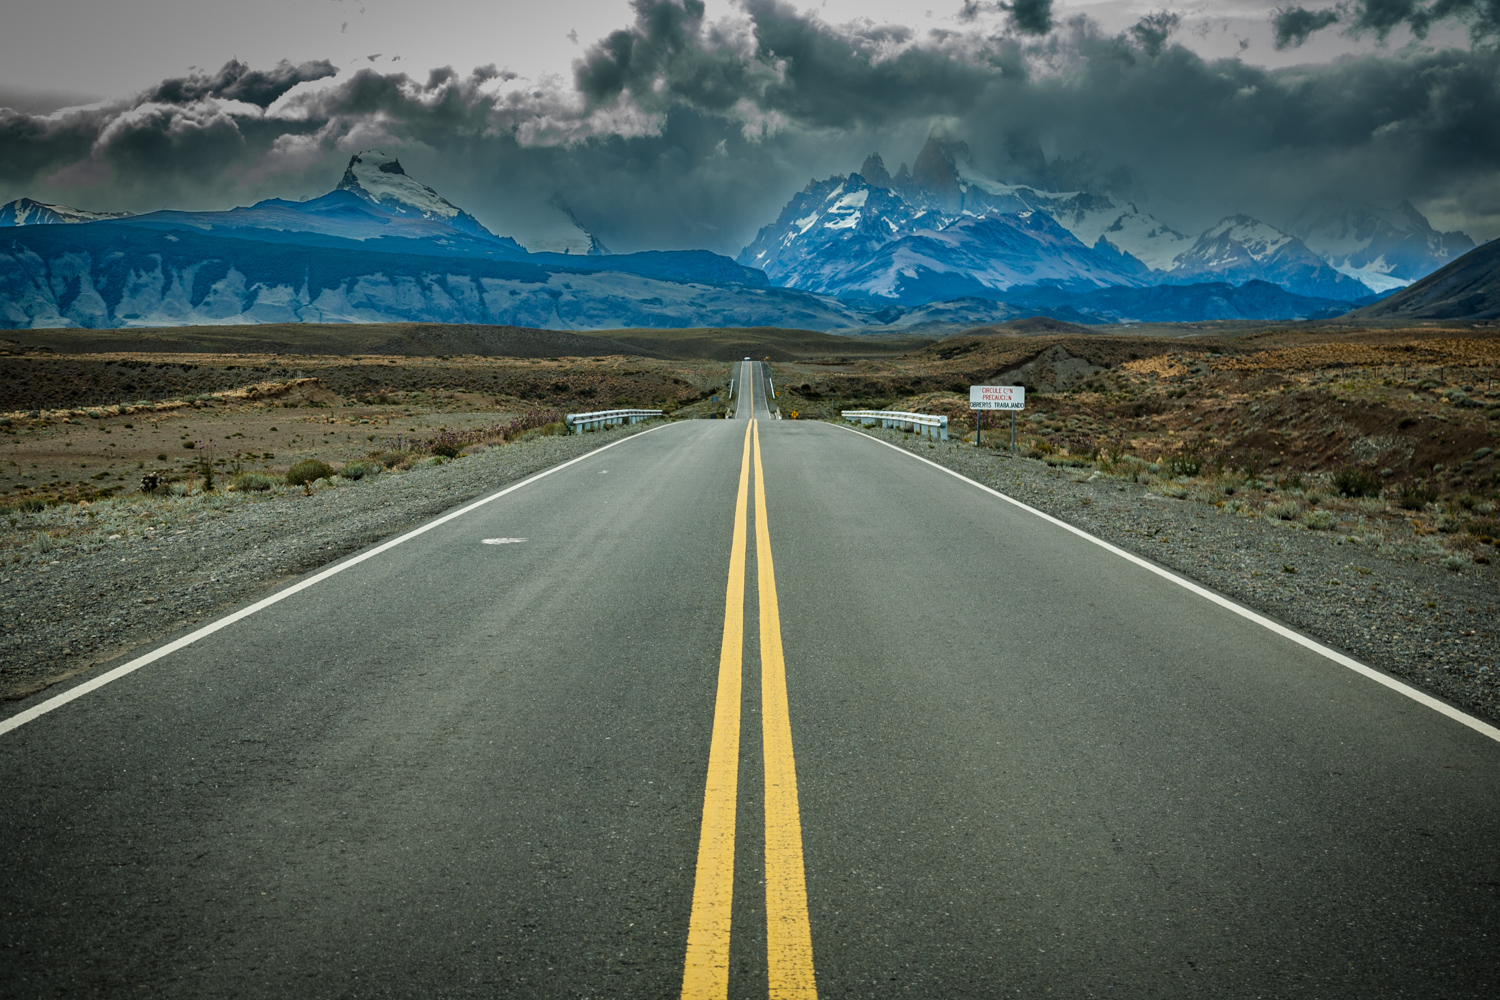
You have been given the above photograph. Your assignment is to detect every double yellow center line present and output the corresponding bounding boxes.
[682,419,818,1000]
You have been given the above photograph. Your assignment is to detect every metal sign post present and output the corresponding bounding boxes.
[969,385,1026,453]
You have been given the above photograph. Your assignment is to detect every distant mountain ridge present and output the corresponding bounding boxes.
[737,170,1149,305]
[739,137,1409,303]
[0,223,853,331]
[1347,238,1500,321]
[0,152,800,332]
[0,198,132,226]
[1290,201,1474,293]
[0,147,1432,332]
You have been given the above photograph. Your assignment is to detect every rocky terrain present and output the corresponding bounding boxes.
[777,325,1500,513]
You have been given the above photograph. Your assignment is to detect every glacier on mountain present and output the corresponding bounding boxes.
[0,220,863,332]
[1290,201,1475,291]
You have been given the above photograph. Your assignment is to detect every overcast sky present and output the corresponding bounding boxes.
[1,0,1496,251]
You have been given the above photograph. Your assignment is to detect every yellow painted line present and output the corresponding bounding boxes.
[681,419,754,1000]
[753,420,819,999]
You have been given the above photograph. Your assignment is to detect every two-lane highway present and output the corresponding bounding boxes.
[3,362,1498,997]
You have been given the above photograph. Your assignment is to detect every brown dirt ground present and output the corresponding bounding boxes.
[774,325,1500,558]
[0,353,734,505]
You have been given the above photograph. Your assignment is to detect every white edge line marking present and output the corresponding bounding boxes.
[0,423,671,738]
[833,422,1500,745]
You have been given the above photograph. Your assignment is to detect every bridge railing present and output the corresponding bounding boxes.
[842,409,948,442]
[565,408,664,434]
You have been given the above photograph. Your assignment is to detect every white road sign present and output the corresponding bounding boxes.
[969,385,1025,410]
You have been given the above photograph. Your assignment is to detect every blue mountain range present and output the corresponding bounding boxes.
[0,145,1443,332]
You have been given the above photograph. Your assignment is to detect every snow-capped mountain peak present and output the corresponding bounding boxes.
[337,151,461,221]
[737,141,1391,302]
[0,198,132,227]
[1289,200,1475,287]
[332,150,608,254]
[1201,215,1295,263]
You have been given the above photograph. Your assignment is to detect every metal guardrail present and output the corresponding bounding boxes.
[565,408,663,434]
[843,409,948,441]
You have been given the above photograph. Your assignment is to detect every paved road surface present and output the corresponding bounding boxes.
[3,361,1498,998]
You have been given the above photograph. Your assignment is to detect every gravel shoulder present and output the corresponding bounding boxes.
[0,422,658,701]
[848,423,1500,728]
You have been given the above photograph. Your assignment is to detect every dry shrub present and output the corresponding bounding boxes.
[1265,499,1301,520]
[286,459,334,486]
[1332,466,1382,498]
[231,472,276,492]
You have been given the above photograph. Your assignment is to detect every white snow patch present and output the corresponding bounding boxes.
[339,150,460,220]
[1335,265,1411,293]
[1204,216,1293,261]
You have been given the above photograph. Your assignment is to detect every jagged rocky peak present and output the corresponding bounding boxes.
[859,153,893,188]
[336,150,460,220]
[1394,199,1432,231]
[911,137,964,208]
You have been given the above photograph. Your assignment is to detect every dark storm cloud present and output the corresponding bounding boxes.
[1352,0,1500,40]
[1273,7,1342,48]
[148,59,340,109]
[959,0,1055,35]
[1007,0,1056,36]
[1271,0,1500,48]
[1,0,1498,248]
[1129,11,1181,57]
[570,0,1004,131]
[996,26,1500,228]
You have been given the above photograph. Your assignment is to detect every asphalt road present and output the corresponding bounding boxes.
[3,362,1498,998]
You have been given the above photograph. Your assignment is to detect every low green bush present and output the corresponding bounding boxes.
[1265,499,1301,520]
[338,461,375,480]
[1163,453,1202,477]
[1396,481,1436,510]
[371,450,408,468]
[1332,466,1382,498]
[285,459,334,486]
[231,472,276,492]
[1302,509,1336,531]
